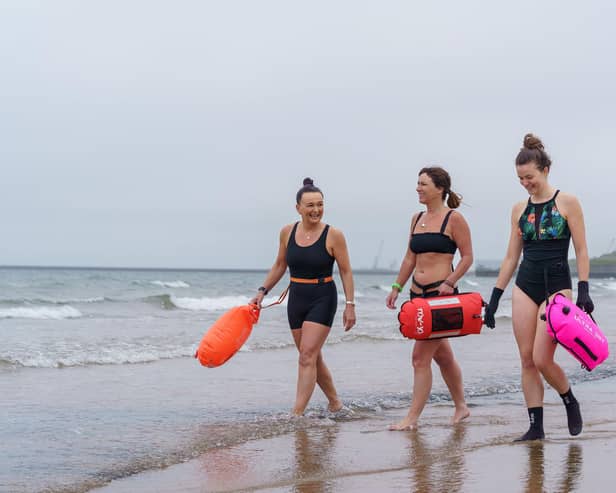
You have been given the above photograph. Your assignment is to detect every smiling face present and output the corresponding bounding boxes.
[516,161,548,195]
[296,191,324,224]
[416,172,443,205]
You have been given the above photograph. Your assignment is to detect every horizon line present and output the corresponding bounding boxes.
[0,264,402,274]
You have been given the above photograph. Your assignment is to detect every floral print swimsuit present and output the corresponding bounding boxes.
[515,190,572,305]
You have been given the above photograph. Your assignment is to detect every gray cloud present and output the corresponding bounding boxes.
[2,1,614,268]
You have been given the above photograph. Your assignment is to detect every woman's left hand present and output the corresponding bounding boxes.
[437,282,455,296]
[343,305,356,331]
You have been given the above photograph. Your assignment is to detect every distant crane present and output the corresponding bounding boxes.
[372,240,384,270]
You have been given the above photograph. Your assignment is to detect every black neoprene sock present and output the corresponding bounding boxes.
[515,407,545,441]
[560,388,583,436]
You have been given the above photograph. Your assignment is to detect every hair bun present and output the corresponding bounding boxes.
[523,133,544,150]
[303,177,314,186]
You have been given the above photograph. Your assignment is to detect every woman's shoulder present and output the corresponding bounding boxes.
[555,190,580,205]
[555,191,582,216]
[446,208,463,221]
[512,199,528,215]
[280,223,296,234]
[279,223,296,242]
[326,224,344,239]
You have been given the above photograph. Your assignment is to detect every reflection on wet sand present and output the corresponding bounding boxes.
[523,442,583,493]
[292,426,338,493]
[405,424,468,492]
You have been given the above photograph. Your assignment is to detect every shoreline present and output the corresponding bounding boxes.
[92,379,616,493]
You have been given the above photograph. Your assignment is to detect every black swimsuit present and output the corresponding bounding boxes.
[514,190,572,306]
[409,210,458,297]
[285,223,337,329]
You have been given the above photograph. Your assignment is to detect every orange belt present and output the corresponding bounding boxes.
[290,276,334,284]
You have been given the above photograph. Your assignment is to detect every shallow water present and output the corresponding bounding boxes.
[1,267,615,492]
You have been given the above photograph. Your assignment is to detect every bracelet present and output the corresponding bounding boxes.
[345,300,355,306]
[443,279,455,288]
[391,282,403,292]
[257,286,269,295]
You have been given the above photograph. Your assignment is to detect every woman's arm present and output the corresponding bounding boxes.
[386,217,417,309]
[563,194,590,281]
[329,227,356,331]
[483,203,524,328]
[441,211,473,293]
[494,203,525,290]
[251,225,291,306]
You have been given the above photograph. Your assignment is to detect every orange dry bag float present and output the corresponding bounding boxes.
[398,292,486,340]
[195,304,260,367]
[194,288,288,368]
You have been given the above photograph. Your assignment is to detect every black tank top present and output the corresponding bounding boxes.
[409,210,457,255]
[286,222,335,278]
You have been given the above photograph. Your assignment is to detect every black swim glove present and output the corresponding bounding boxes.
[484,287,504,329]
[576,281,594,314]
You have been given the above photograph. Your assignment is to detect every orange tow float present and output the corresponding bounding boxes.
[195,288,288,368]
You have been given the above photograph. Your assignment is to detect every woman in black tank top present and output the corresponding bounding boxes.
[251,178,356,416]
[386,167,474,431]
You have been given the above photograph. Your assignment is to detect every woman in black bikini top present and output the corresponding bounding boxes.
[386,166,474,431]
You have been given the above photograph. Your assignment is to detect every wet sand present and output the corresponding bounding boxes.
[92,379,616,493]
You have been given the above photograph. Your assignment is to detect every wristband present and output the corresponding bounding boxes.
[391,282,403,292]
[257,286,269,295]
[345,300,355,306]
[444,279,455,288]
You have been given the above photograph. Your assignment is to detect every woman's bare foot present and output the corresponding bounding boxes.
[389,417,418,431]
[451,404,470,425]
[327,398,343,413]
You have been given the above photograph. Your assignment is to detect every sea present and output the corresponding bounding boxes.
[1,266,615,493]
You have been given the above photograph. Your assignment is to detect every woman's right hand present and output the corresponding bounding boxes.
[250,291,266,309]
[484,287,504,328]
[386,290,399,310]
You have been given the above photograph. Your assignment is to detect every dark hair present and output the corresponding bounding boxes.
[515,133,552,171]
[296,177,323,204]
[418,166,462,209]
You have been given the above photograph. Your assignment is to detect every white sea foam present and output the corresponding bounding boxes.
[151,280,190,288]
[171,295,251,311]
[2,345,195,368]
[0,305,82,320]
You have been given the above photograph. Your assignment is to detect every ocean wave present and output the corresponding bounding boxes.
[132,279,191,288]
[1,345,195,369]
[597,281,616,291]
[0,305,82,320]
[340,331,404,343]
[171,295,251,311]
[151,280,190,288]
[242,340,295,351]
[0,296,106,306]
[143,293,255,311]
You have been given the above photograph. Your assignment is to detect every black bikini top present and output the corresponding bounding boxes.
[409,210,457,255]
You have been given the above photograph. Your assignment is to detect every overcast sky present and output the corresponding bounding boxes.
[2,1,615,269]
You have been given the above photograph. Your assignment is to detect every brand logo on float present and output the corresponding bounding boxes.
[574,313,594,335]
[416,307,424,334]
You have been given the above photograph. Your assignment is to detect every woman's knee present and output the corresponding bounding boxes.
[519,352,536,371]
[532,352,555,374]
[298,347,319,368]
[411,354,433,371]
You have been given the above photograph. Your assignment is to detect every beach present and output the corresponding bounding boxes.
[92,380,616,493]
[1,267,615,492]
